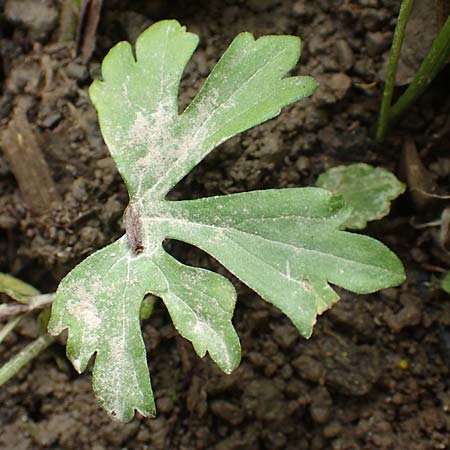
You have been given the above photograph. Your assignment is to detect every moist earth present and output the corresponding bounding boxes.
[1,0,450,449]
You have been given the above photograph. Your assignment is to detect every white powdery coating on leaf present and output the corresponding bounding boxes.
[127,99,182,191]
[126,89,226,199]
[67,287,102,330]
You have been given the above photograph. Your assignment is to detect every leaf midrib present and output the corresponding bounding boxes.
[142,216,397,276]
[146,45,291,198]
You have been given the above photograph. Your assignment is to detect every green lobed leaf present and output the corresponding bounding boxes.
[89,20,317,200]
[316,163,406,230]
[49,20,405,422]
[49,238,158,421]
[149,188,404,337]
[153,252,241,372]
[442,272,450,294]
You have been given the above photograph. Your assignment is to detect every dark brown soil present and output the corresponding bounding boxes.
[1,1,450,449]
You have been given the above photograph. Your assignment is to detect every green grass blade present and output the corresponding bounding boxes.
[375,0,414,144]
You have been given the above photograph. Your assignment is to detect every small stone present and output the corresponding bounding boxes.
[210,400,244,425]
[186,375,208,417]
[320,335,380,396]
[410,247,427,263]
[96,157,116,170]
[323,421,343,438]
[353,58,375,78]
[322,57,339,72]
[313,72,352,106]
[366,31,392,56]
[5,0,58,42]
[89,62,102,80]
[264,362,278,377]
[292,2,312,18]
[146,417,170,450]
[195,50,209,77]
[79,226,100,247]
[318,20,336,38]
[327,298,375,336]
[361,8,389,31]
[65,63,89,82]
[101,196,124,222]
[246,351,268,368]
[71,178,89,202]
[272,324,298,349]
[280,364,293,379]
[295,156,310,172]
[380,287,398,301]
[285,378,308,398]
[303,108,329,131]
[292,355,325,383]
[16,317,39,338]
[156,396,173,414]
[0,214,17,229]
[308,35,325,55]
[326,73,352,100]
[310,387,332,424]
[430,157,450,178]
[242,379,287,422]
[335,39,354,71]
[310,404,331,424]
[384,304,422,333]
[136,428,152,442]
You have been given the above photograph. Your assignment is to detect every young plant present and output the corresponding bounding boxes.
[0,274,54,387]
[376,1,450,143]
[48,20,405,422]
[316,163,405,230]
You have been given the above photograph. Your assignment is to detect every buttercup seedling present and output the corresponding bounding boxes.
[48,20,405,422]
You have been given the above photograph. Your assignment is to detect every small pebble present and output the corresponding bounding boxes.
[335,39,354,71]
[65,63,89,82]
[366,31,392,56]
[323,421,343,438]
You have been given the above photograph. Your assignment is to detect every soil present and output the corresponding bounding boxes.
[1,0,450,449]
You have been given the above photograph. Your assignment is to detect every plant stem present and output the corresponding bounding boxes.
[0,334,54,387]
[0,293,56,319]
[375,0,414,144]
[0,316,22,345]
[58,0,81,42]
[388,14,450,128]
